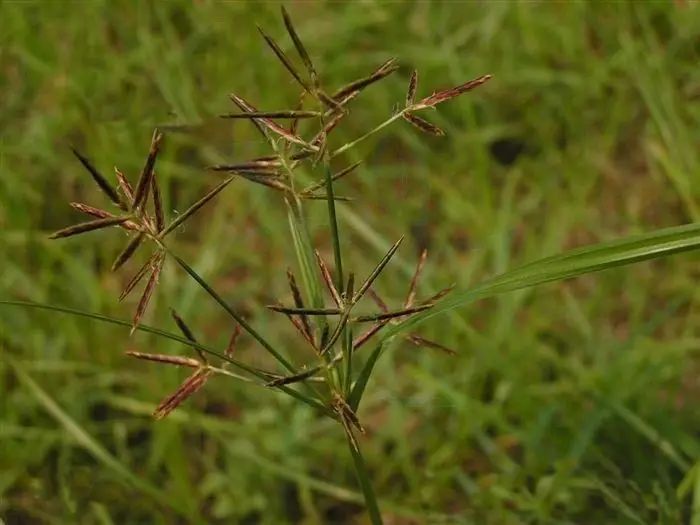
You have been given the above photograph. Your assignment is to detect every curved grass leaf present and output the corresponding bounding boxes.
[383,222,700,340]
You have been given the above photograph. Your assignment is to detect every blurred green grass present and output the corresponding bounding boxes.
[2,1,700,523]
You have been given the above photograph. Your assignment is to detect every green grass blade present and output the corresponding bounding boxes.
[9,359,189,517]
[0,300,329,414]
[286,201,324,311]
[384,222,700,339]
[348,343,384,412]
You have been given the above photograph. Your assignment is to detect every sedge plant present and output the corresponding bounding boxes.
[7,6,700,522]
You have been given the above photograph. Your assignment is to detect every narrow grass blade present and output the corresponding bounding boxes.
[112,233,145,272]
[281,6,317,85]
[126,351,200,368]
[71,148,126,210]
[348,343,385,412]
[324,165,344,290]
[10,360,185,515]
[49,216,131,239]
[257,26,310,92]
[353,236,404,303]
[286,199,324,314]
[132,129,163,212]
[160,176,234,238]
[1,301,330,414]
[384,222,700,340]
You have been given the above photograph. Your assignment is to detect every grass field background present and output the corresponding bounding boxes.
[3,1,700,523]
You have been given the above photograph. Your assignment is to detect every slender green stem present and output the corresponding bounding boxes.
[348,438,383,525]
[330,110,406,158]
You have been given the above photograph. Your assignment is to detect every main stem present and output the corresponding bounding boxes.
[348,438,383,525]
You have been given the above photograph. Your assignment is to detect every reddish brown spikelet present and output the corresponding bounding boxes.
[354,304,431,322]
[352,321,388,351]
[314,250,342,306]
[160,177,234,237]
[126,350,200,368]
[405,248,428,308]
[280,6,317,85]
[265,366,317,387]
[153,367,212,420]
[406,334,457,356]
[119,251,161,302]
[171,309,207,363]
[131,252,165,334]
[421,283,456,305]
[151,175,165,232]
[225,324,242,358]
[132,129,164,212]
[112,232,145,272]
[406,70,418,106]
[367,289,389,313]
[332,58,399,101]
[71,148,126,210]
[285,312,317,350]
[286,269,313,342]
[114,167,134,203]
[70,202,115,220]
[403,112,445,137]
[257,26,310,92]
[220,110,319,119]
[49,216,131,239]
[417,74,492,108]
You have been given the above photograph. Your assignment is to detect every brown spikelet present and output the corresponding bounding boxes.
[151,175,165,232]
[171,309,207,362]
[257,26,310,92]
[265,366,318,387]
[207,162,280,176]
[49,216,131,239]
[367,289,389,313]
[354,236,404,302]
[153,367,212,420]
[220,110,319,119]
[406,70,418,106]
[354,304,431,322]
[228,93,316,150]
[267,305,341,316]
[406,334,457,355]
[281,6,317,85]
[286,269,313,342]
[131,252,165,334]
[160,177,234,237]
[71,148,126,210]
[402,112,445,137]
[302,161,361,195]
[126,351,200,368]
[119,251,161,302]
[69,202,115,220]
[285,312,317,350]
[115,167,134,203]
[353,321,388,351]
[416,74,492,108]
[112,233,145,272]
[225,324,242,358]
[132,129,164,212]
[405,249,428,308]
[421,283,456,305]
[314,250,342,307]
[235,173,291,193]
[332,58,399,101]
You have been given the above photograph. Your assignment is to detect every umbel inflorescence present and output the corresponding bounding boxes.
[50,6,490,520]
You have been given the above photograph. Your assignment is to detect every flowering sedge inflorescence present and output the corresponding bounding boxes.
[50,7,490,447]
